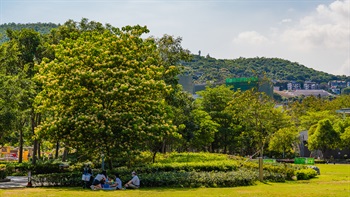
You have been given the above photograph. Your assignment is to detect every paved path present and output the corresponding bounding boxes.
[0,176,28,189]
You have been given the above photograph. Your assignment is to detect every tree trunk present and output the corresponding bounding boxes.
[152,151,157,163]
[31,108,37,165]
[37,142,41,160]
[62,146,68,162]
[31,109,41,165]
[55,141,59,159]
[32,140,38,165]
[18,129,23,163]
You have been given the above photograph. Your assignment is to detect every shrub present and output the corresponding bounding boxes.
[315,159,326,164]
[142,161,239,173]
[32,172,82,187]
[0,164,6,179]
[295,168,317,180]
[130,170,258,188]
[157,152,231,163]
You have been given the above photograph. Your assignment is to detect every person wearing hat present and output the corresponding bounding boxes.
[125,171,140,189]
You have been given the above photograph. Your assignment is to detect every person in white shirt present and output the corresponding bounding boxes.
[125,171,140,189]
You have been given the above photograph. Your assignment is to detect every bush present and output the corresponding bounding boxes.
[0,164,6,179]
[122,170,257,188]
[141,161,239,173]
[241,161,298,180]
[32,172,82,187]
[315,159,326,164]
[157,152,231,163]
[295,168,317,180]
[31,168,288,188]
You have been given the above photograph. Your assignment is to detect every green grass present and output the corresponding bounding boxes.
[1,164,349,197]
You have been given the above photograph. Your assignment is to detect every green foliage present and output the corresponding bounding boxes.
[141,170,258,188]
[0,23,58,44]
[226,90,292,156]
[0,164,6,179]
[35,19,176,166]
[308,119,341,155]
[295,168,317,180]
[268,127,300,158]
[197,85,236,153]
[1,160,72,176]
[341,87,350,95]
[157,152,231,163]
[144,161,239,173]
[340,127,350,148]
[32,172,81,187]
[31,169,286,188]
[300,111,337,131]
[182,56,350,85]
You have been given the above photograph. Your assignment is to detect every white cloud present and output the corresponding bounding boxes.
[281,0,350,50]
[233,31,269,45]
[281,18,292,23]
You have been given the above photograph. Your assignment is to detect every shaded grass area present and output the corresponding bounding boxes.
[0,164,349,197]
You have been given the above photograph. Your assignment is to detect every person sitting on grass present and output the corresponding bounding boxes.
[109,173,123,190]
[125,171,140,189]
[90,171,107,190]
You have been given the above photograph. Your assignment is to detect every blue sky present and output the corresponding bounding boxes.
[1,0,349,76]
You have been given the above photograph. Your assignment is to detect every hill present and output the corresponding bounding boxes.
[182,55,350,84]
[0,22,58,43]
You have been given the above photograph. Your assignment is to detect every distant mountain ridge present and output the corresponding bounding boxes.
[0,22,58,43]
[1,23,348,84]
[182,55,350,84]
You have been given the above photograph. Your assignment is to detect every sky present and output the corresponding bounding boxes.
[1,0,349,76]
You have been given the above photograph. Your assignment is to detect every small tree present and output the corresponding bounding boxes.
[268,127,299,158]
[340,127,350,149]
[308,119,340,159]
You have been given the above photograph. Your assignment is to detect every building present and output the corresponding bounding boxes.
[274,89,334,98]
[299,130,350,159]
[287,81,301,90]
[328,80,347,88]
[225,77,273,97]
[329,80,347,95]
[304,81,319,90]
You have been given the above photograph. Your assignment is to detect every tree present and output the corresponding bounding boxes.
[0,75,18,147]
[268,127,299,158]
[308,119,340,158]
[148,34,191,158]
[341,87,350,95]
[340,126,350,149]
[0,28,42,163]
[188,109,219,151]
[300,111,337,131]
[35,22,176,168]
[226,90,292,157]
[197,85,235,153]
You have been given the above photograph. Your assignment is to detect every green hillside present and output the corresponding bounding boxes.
[182,55,350,84]
[0,22,58,43]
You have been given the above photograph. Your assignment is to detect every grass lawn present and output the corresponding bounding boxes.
[0,164,349,197]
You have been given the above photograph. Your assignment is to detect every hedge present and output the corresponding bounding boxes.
[32,172,82,187]
[0,164,6,179]
[31,168,290,188]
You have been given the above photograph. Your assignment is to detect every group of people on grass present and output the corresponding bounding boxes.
[84,168,140,190]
